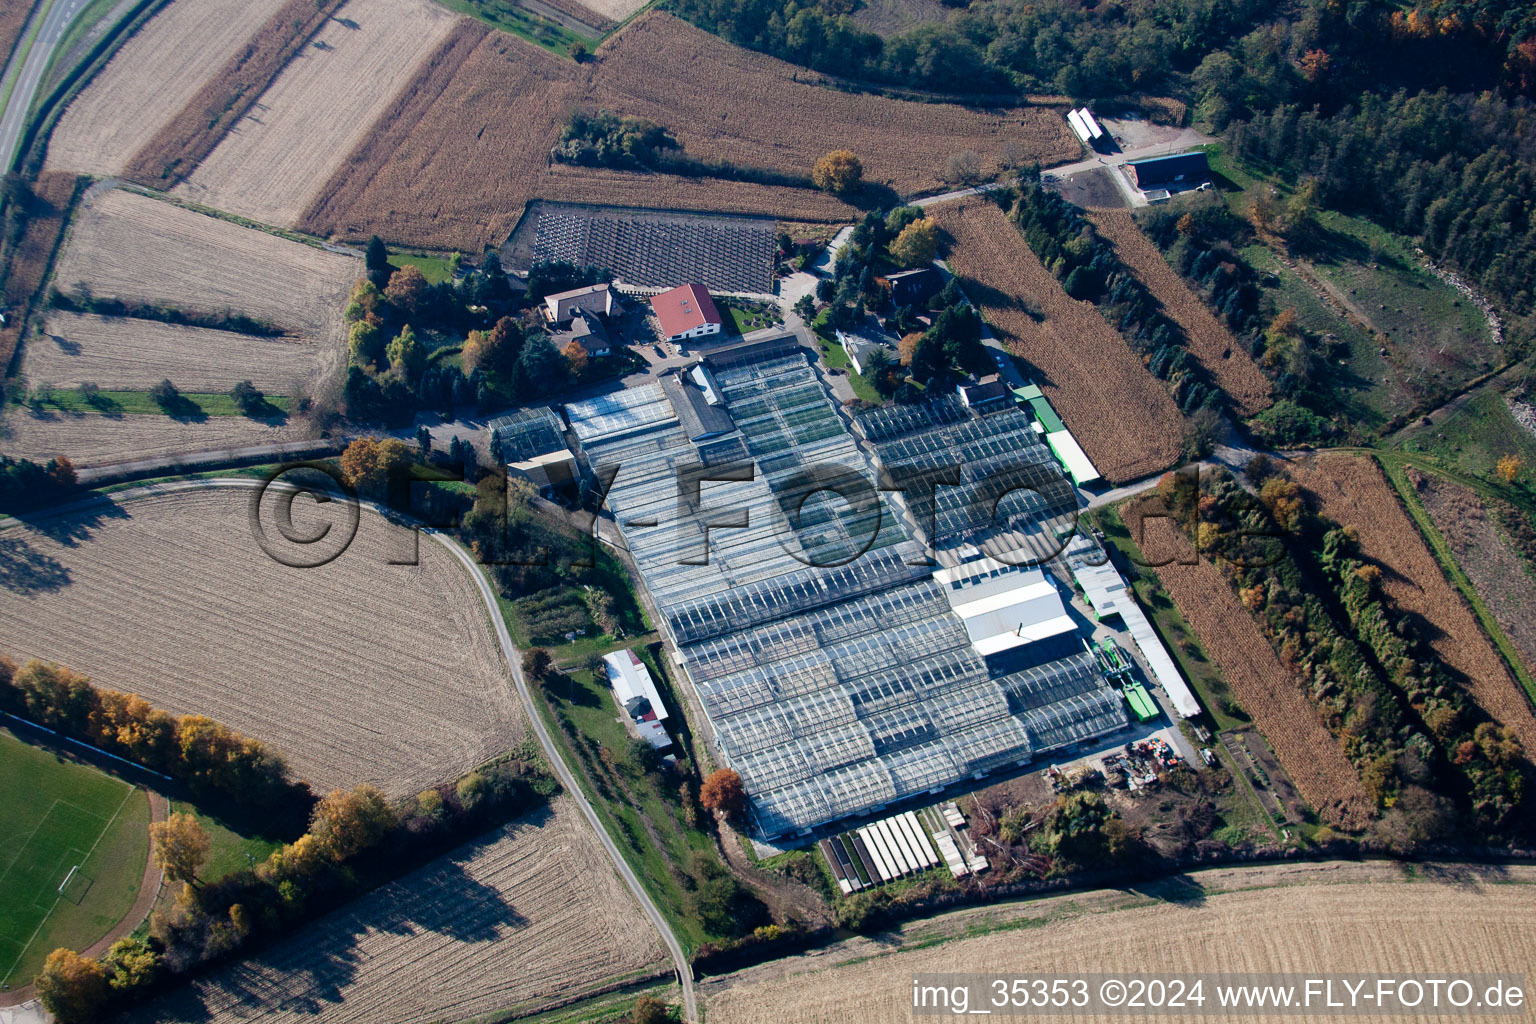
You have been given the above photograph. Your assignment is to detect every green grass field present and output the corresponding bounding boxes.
[168,802,281,883]
[388,253,458,284]
[0,729,149,988]
[14,390,291,418]
[1204,145,1496,434]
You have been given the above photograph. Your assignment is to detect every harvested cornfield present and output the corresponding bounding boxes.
[0,410,311,467]
[1288,453,1536,755]
[51,188,357,345]
[0,173,78,373]
[174,0,459,227]
[43,0,291,176]
[588,14,1076,197]
[0,484,526,795]
[704,861,1536,1023]
[123,0,349,188]
[1091,210,1272,416]
[135,798,667,1024]
[572,0,646,22]
[1410,470,1536,681]
[300,12,1071,249]
[1124,496,1375,829]
[22,312,324,393]
[931,199,1184,483]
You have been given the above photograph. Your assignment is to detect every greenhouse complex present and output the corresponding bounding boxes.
[565,354,1127,837]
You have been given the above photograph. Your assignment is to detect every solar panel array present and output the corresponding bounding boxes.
[565,357,1125,836]
[531,206,776,295]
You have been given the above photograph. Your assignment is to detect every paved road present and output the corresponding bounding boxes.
[432,533,699,1023]
[0,0,79,173]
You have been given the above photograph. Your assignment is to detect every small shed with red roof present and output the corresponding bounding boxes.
[650,283,724,343]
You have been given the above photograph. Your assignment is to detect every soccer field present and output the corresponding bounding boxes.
[0,728,150,988]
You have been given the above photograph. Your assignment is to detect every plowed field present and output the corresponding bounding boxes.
[1091,210,1272,416]
[1124,496,1374,828]
[0,484,526,795]
[136,799,667,1024]
[43,0,290,176]
[1288,453,1536,755]
[930,199,1184,483]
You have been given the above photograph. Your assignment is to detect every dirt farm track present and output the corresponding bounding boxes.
[702,859,1536,1023]
[0,482,526,796]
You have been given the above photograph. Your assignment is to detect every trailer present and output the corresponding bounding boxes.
[1123,681,1160,722]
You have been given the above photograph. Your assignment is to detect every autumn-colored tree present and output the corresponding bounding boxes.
[150,812,212,885]
[563,339,589,376]
[632,994,671,1024]
[35,948,108,1024]
[812,149,863,194]
[699,768,746,816]
[1258,476,1304,531]
[49,456,76,488]
[311,785,396,862]
[461,329,491,375]
[1497,454,1523,484]
[897,331,923,366]
[10,659,95,733]
[888,217,939,268]
[345,278,386,323]
[1299,48,1332,81]
[348,320,384,366]
[383,264,428,315]
[339,436,415,498]
[1175,212,1197,236]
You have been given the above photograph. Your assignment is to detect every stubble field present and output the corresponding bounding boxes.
[173,0,459,227]
[0,485,526,796]
[51,188,357,344]
[931,199,1185,483]
[1091,209,1273,416]
[1410,470,1536,681]
[299,12,1072,249]
[43,0,290,177]
[22,312,324,393]
[137,798,668,1024]
[0,412,312,468]
[1124,496,1375,828]
[1287,453,1536,755]
[703,863,1536,1023]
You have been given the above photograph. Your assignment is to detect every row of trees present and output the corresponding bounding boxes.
[0,657,304,811]
[0,453,76,511]
[1007,175,1225,421]
[37,749,558,1023]
[672,0,1534,107]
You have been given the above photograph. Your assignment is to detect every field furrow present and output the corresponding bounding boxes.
[44,0,291,176]
[1090,209,1273,416]
[23,312,322,393]
[173,0,459,227]
[930,199,1185,483]
[137,799,666,1024]
[0,487,526,796]
[1287,453,1536,755]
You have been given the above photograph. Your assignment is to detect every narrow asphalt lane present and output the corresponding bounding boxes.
[431,532,700,1023]
[0,0,81,172]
